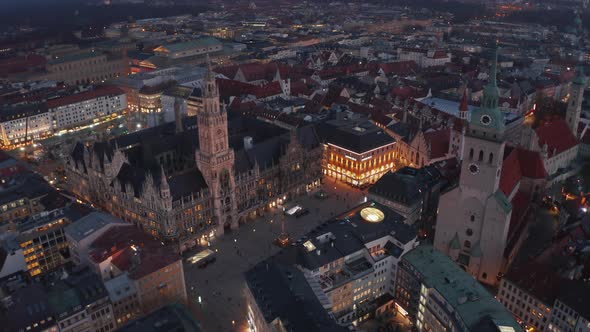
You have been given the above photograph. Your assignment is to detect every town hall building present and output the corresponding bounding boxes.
[65,58,322,252]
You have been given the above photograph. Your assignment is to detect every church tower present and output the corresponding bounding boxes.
[196,55,238,234]
[567,11,587,138]
[434,48,513,286]
[566,66,586,138]
[459,47,506,194]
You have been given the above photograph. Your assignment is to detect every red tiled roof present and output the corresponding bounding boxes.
[277,65,314,81]
[216,78,254,98]
[516,148,548,179]
[89,225,180,280]
[289,80,312,96]
[424,128,450,159]
[46,86,125,109]
[535,119,579,157]
[214,64,240,78]
[377,61,418,76]
[500,149,522,196]
[431,50,449,59]
[251,81,282,98]
[237,62,278,82]
[390,86,423,99]
[217,78,283,99]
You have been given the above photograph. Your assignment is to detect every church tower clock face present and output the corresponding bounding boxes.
[480,114,492,126]
[468,163,479,174]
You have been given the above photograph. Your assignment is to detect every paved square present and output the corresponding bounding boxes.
[184,182,365,332]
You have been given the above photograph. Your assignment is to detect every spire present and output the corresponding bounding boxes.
[202,53,220,102]
[159,164,170,192]
[205,53,215,81]
[481,46,500,111]
[450,232,461,250]
[459,89,469,120]
[174,97,184,134]
[489,46,498,88]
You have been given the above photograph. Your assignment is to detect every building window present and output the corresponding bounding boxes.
[478,150,484,161]
[464,240,471,248]
[482,272,487,279]
[469,148,474,160]
[489,153,494,164]
[470,215,475,222]
[466,228,473,236]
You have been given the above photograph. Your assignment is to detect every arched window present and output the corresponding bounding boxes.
[489,153,494,164]
[470,215,475,222]
[464,240,471,248]
[469,148,474,160]
[478,150,484,162]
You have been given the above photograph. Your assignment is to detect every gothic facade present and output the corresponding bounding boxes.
[65,62,322,252]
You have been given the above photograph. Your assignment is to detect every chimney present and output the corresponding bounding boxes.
[174,97,183,133]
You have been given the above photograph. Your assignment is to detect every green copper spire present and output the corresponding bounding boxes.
[481,47,499,110]
[450,232,461,250]
[469,46,505,135]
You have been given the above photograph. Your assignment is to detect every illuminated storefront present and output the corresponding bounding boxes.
[322,142,397,187]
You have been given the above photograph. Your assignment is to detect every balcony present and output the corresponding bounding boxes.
[319,256,374,291]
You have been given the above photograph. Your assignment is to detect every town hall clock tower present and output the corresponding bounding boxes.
[196,56,238,234]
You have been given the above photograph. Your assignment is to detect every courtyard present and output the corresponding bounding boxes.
[184,181,366,332]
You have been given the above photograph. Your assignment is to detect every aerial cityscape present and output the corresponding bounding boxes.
[0,0,589,331]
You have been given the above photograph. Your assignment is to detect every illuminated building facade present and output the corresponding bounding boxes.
[395,245,522,332]
[318,117,397,187]
[48,86,127,132]
[0,104,53,147]
[12,200,90,277]
[245,201,419,330]
[0,86,127,147]
[65,62,322,251]
[39,51,128,86]
[17,213,70,277]
[0,173,54,227]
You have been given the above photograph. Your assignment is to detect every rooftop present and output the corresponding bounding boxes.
[47,51,104,65]
[244,260,349,332]
[403,245,522,331]
[64,211,126,243]
[88,225,180,280]
[118,304,201,332]
[155,37,222,54]
[317,115,396,154]
[295,201,417,270]
[369,166,442,206]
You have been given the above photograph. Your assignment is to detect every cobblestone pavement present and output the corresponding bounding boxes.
[184,181,365,332]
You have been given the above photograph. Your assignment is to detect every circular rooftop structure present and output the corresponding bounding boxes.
[360,207,385,223]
